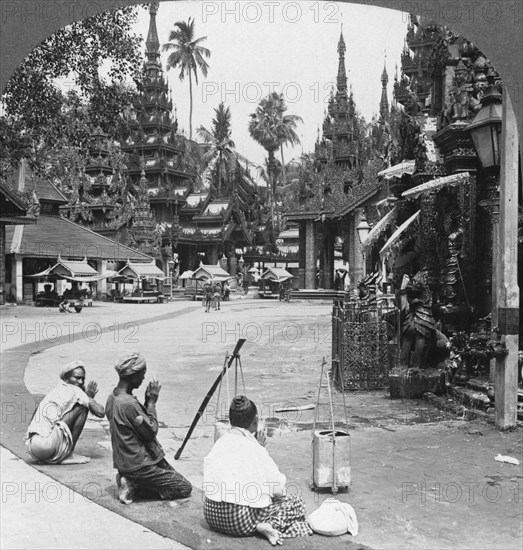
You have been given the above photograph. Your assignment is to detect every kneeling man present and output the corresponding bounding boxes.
[25,361,105,464]
[106,352,192,504]
[203,395,312,546]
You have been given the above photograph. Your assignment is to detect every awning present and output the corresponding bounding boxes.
[379,210,420,259]
[27,267,53,278]
[362,206,398,250]
[192,265,231,282]
[402,172,470,200]
[62,270,117,282]
[179,270,194,280]
[378,160,416,179]
[260,267,294,283]
[118,260,165,279]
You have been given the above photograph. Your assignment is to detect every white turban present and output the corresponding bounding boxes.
[114,352,146,378]
[60,360,85,380]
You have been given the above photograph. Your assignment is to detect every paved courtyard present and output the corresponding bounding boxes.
[1,300,522,549]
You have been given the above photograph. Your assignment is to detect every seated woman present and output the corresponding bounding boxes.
[203,396,312,546]
[25,361,105,464]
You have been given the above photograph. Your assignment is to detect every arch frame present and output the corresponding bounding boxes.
[0,0,522,136]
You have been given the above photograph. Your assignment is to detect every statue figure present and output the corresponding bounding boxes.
[450,61,474,121]
[399,269,436,369]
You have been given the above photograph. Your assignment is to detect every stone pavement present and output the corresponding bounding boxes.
[1,300,522,549]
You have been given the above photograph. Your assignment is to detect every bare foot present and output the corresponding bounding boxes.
[116,474,134,505]
[59,454,91,465]
[256,523,282,546]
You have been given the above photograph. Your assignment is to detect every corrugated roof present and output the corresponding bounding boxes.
[5,214,152,261]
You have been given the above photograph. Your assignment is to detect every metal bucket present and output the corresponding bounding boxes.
[312,429,351,489]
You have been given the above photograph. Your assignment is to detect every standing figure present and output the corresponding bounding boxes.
[204,282,213,312]
[223,281,231,301]
[203,396,312,545]
[399,269,436,369]
[212,281,221,311]
[25,361,105,465]
[106,352,192,505]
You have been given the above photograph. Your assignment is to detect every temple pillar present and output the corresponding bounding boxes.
[479,180,500,382]
[321,227,335,289]
[13,255,23,303]
[98,260,108,297]
[349,210,364,285]
[495,92,519,430]
[298,221,306,288]
[304,219,316,289]
[225,243,236,276]
[207,246,219,266]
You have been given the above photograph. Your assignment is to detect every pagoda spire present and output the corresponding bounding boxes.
[337,25,347,92]
[146,2,160,64]
[380,53,389,119]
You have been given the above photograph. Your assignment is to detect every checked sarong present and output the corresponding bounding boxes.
[204,495,312,538]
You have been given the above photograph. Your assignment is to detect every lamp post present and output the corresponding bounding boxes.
[356,218,371,278]
[468,85,502,168]
[470,85,503,384]
[470,86,520,429]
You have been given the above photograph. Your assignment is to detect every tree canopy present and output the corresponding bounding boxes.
[0,6,145,175]
[163,17,210,140]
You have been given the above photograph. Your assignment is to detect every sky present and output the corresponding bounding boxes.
[133,1,409,167]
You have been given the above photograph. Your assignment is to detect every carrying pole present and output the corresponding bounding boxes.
[175,339,246,459]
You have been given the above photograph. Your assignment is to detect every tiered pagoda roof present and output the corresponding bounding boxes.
[315,29,360,169]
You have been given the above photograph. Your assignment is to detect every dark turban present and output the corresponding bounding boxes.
[229,395,257,429]
[114,352,146,378]
[60,360,85,381]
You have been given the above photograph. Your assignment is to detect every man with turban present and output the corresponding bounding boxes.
[203,395,312,546]
[106,352,192,505]
[25,361,105,464]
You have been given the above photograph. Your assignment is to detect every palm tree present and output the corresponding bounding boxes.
[248,92,302,236]
[197,103,248,196]
[162,18,210,140]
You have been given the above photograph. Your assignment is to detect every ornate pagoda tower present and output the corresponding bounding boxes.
[379,59,389,121]
[121,1,195,268]
[316,28,360,169]
[60,126,128,240]
[82,127,116,235]
[129,161,156,255]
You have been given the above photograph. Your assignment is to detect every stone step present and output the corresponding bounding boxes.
[425,391,523,422]
[423,392,494,421]
[466,377,491,393]
[449,385,493,412]
[290,290,344,301]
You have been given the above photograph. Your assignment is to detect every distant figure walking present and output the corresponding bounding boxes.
[212,281,221,311]
[204,282,213,313]
[223,281,230,301]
